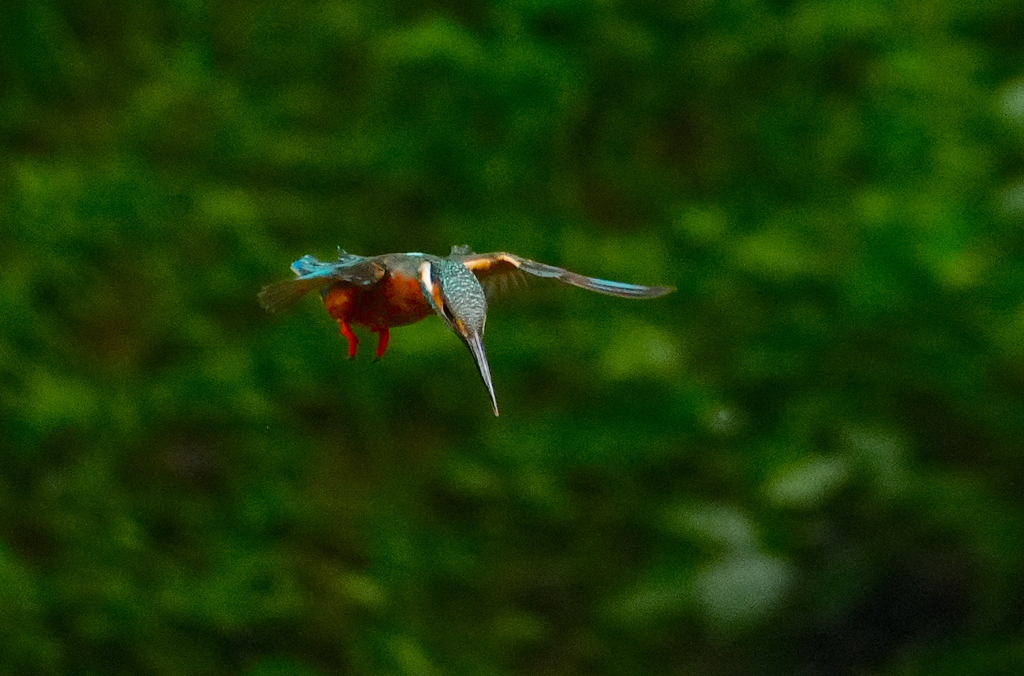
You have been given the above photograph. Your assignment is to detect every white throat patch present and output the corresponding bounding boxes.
[417,260,434,295]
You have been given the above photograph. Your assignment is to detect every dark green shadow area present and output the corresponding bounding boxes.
[2,1,1024,674]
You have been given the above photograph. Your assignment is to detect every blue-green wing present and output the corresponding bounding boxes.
[258,250,384,313]
[455,251,675,299]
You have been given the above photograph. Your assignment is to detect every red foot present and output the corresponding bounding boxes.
[338,320,359,359]
[374,328,390,360]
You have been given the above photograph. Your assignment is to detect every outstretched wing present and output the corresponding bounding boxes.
[258,250,385,313]
[453,250,675,299]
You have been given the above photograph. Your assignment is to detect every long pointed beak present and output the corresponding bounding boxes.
[463,331,499,416]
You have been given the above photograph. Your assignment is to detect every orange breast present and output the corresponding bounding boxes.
[323,273,433,331]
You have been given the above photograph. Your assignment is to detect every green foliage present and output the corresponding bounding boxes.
[2,0,1024,673]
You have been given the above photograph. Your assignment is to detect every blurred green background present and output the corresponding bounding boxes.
[3,0,1024,674]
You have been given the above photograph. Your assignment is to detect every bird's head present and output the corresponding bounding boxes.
[418,258,498,416]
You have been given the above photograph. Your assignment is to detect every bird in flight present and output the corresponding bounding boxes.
[259,246,674,416]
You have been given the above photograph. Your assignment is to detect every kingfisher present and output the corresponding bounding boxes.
[259,246,674,416]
